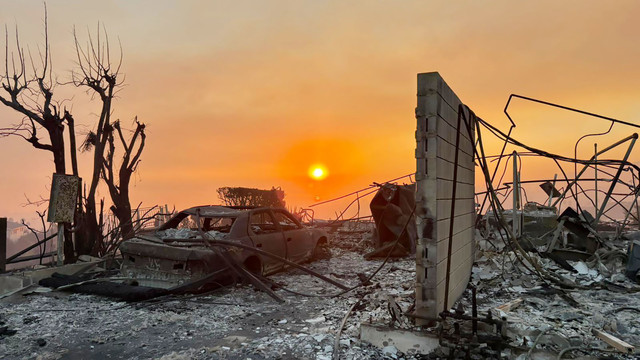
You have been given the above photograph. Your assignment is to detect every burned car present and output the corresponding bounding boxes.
[119,206,329,289]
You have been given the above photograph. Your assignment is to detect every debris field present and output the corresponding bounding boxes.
[2,223,640,359]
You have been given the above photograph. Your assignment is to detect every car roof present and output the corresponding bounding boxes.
[180,205,280,217]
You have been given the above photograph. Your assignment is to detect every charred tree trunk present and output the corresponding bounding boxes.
[72,25,122,256]
[111,193,134,240]
[0,13,81,261]
[46,125,66,174]
[102,119,146,243]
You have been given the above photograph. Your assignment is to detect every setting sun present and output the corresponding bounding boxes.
[309,164,328,180]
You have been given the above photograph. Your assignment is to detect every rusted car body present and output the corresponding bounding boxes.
[120,206,328,289]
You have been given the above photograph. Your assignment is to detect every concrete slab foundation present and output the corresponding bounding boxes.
[360,323,439,355]
[0,260,104,297]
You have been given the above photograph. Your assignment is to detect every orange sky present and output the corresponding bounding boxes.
[2,1,640,222]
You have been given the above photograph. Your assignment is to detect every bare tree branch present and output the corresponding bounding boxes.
[2,8,146,259]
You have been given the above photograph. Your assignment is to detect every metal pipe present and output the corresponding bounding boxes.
[595,136,637,224]
[553,134,638,207]
[308,173,413,208]
[504,178,610,185]
[476,126,515,222]
[617,175,639,237]
[57,224,64,266]
[475,186,510,196]
[596,134,638,155]
[443,104,465,312]
[504,94,640,130]
[472,286,478,335]
[472,102,516,222]
[595,144,598,215]
[9,251,57,264]
[178,238,350,290]
[512,151,519,237]
[636,188,640,231]
[548,174,557,206]
[602,191,634,219]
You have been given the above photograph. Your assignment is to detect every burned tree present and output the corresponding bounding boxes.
[0,11,146,259]
[100,118,146,243]
[0,20,61,168]
[0,12,78,260]
[71,24,126,256]
[20,209,54,264]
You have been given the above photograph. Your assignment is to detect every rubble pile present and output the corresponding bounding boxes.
[325,221,376,254]
[448,232,640,359]
[156,228,229,241]
[2,225,640,359]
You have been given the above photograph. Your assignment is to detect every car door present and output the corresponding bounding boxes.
[273,210,314,263]
[248,210,286,274]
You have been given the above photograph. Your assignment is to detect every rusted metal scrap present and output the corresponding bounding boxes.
[555,207,600,253]
[626,240,640,283]
[365,183,416,259]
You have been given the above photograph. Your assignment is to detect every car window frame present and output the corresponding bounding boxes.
[248,209,281,235]
[272,209,303,230]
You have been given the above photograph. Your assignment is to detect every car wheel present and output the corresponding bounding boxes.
[313,238,331,260]
[243,256,263,276]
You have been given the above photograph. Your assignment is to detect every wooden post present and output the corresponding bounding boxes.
[57,223,64,266]
[47,174,80,266]
[0,218,6,272]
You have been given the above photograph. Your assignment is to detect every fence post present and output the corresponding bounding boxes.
[1,217,7,272]
[57,223,64,266]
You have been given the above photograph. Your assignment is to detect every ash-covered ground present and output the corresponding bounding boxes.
[1,251,413,360]
[1,224,415,360]
[1,223,640,359]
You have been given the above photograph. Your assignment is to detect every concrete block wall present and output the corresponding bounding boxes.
[414,72,476,321]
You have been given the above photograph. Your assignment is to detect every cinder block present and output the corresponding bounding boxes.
[435,157,474,184]
[436,139,474,170]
